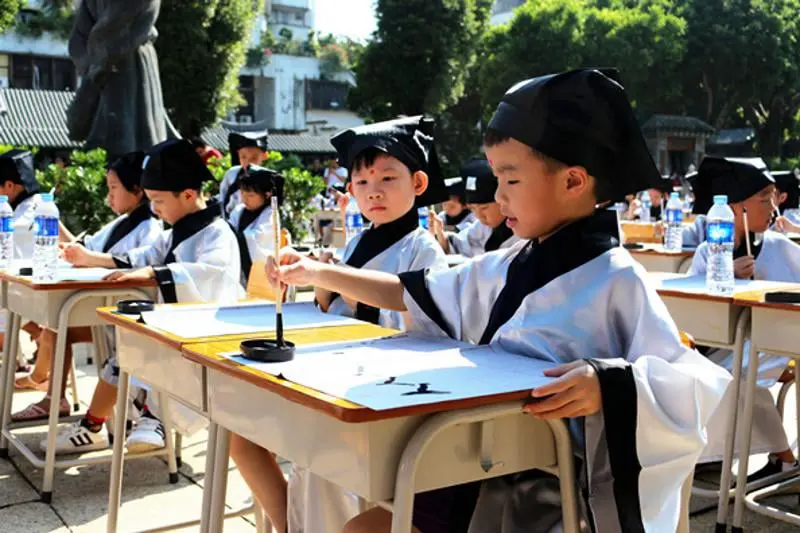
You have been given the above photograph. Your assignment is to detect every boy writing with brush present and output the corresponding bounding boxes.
[268,68,731,533]
[229,115,449,533]
[688,156,800,479]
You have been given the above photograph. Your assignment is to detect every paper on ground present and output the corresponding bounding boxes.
[141,301,362,339]
[220,334,556,410]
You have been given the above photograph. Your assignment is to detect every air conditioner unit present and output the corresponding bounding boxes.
[239,115,253,124]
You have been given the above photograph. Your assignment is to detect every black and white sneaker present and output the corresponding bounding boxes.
[126,415,166,453]
[42,419,109,455]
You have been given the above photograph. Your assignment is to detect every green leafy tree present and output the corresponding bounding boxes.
[0,0,23,32]
[349,0,494,120]
[156,1,262,138]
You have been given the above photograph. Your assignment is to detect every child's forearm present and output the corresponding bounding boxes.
[314,263,407,311]
[86,251,118,268]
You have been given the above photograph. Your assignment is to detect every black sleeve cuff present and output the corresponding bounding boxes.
[112,255,132,269]
[398,270,454,338]
[355,303,381,325]
[153,265,178,304]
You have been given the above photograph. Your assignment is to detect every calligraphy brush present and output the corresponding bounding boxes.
[272,195,285,346]
[743,207,752,257]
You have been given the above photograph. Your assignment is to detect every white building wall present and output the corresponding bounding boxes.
[306,109,364,132]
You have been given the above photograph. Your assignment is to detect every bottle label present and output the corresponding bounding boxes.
[666,208,683,224]
[0,216,12,233]
[35,216,59,237]
[346,213,362,229]
[707,221,734,244]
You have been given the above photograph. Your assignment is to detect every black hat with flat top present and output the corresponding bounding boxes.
[141,139,214,192]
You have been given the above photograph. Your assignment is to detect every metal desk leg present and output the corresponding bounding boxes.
[731,342,761,532]
[156,392,179,484]
[715,309,750,530]
[41,314,71,502]
[209,426,232,533]
[106,369,131,533]
[0,312,20,455]
[199,423,219,533]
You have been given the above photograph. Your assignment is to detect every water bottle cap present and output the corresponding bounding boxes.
[713,195,728,204]
[0,195,7,202]
[40,193,54,202]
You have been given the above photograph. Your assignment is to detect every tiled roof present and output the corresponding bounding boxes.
[202,123,336,154]
[0,88,336,154]
[0,88,81,148]
[641,114,716,135]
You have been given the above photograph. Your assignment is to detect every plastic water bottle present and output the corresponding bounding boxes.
[417,206,429,229]
[706,195,735,296]
[344,195,364,244]
[664,192,684,251]
[33,193,59,282]
[640,193,652,222]
[0,196,13,269]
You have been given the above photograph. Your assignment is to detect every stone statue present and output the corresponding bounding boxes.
[66,0,179,160]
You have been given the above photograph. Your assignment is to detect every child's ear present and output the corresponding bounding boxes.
[346,181,353,195]
[412,170,429,196]
[564,166,589,194]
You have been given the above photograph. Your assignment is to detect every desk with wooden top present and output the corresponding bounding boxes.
[0,271,158,502]
[629,246,694,273]
[728,288,800,530]
[183,333,579,533]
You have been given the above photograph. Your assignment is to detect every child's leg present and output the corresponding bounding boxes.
[229,434,288,533]
[343,508,422,533]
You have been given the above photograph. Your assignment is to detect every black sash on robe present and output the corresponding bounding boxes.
[484,221,515,252]
[231,204,269,284]
[733,233,763,260]
[329,207,419,324]
[151,204,222,303]
[101,201,155,253]
[222,168,244,217]
[444,209,471,229]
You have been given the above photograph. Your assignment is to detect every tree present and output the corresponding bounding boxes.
[0,0,23,32]
[155,1,262,138]
[349,0,493,120]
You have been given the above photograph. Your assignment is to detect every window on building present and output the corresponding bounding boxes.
[307,80,349,110]
[236,75,256,122]
[0,54,9,87]
[10,55,75,91]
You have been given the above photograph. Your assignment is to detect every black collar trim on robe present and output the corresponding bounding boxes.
[164,204,221,264]
[733,233,763,261]
[330,207,420,324]
[102,201,154,253]
[232,204,270,287]
[10,190,33,211]
[223,167,244,216]
[484,221,514,252]
[444,209,471,228]
[478,209,620,344]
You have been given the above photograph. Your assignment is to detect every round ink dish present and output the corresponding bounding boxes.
[117,299,155,315]
[240,339,296,363]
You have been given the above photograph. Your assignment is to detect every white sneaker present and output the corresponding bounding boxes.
[126,416,166,453]
[41,421,109,455]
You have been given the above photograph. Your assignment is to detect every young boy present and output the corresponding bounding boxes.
[688,156,800,477]
[0,149,44,259]
[681,166,714,247]
[45,139,243,454]
[228,166,284,282]
[229,115,450,533]
[772,169,800,230]
[12,151,163,421]
[267,69,731,533]
[435,176,475,232]
[430,159,520,257]
[219,130,269,220]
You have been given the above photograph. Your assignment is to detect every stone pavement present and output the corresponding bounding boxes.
[0,318,798,532]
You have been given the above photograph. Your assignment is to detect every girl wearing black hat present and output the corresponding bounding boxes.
[13,151,162,424]
[219,131,269,220]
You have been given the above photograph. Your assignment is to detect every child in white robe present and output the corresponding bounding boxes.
[688,156,800,477]
[219,130,269,220]
[267,68,731,533]
[229,116,449,533]
[434,176,475,232]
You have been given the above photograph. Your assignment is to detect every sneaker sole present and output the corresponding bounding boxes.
[125,441,166,454]
[42,441,109,455]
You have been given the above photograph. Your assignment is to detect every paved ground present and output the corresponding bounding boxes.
[0,299,798,532]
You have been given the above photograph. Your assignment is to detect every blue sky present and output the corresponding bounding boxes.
[313,0,377,41]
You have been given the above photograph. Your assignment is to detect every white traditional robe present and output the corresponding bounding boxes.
[11,193,42,259]
[83,203,162,254]
[689,230,800,457]
[397,212,730,533]
[681,215,706,248]
[228,204,275,263]
[447,219,520,258]
[218,166,243,220]
[437,209,476,233]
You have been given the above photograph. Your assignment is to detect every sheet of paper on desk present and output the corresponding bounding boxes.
[221,334,557,410]
[647,273,792,294]
[54,267,117,281]
[141,301,362,338]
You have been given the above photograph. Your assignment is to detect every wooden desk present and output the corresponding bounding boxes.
[629,246,694,273]
[185,335,579,533]
[0,273,157,502]
[620,221,661,244]
[730,288,800,530]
